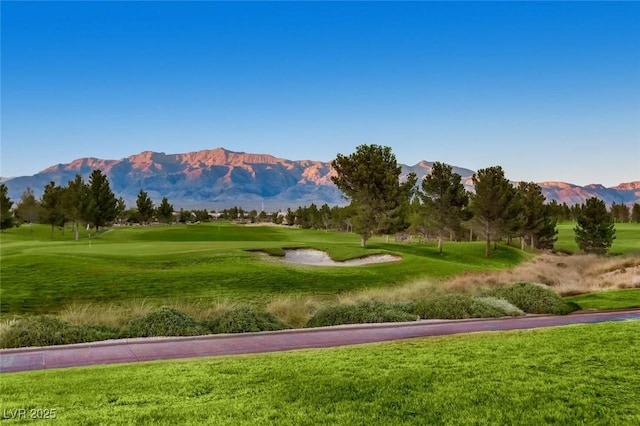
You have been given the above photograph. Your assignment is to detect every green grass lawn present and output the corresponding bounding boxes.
[1,321,638,425]
[556,222,640,255]
[566,289,640,310]
[0,223,527,314]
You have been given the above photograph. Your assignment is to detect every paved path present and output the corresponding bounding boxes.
[1,309,639,373]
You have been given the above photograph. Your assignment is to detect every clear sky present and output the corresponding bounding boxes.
[2,1,639,186]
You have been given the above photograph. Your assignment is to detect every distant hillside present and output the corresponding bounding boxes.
[3,147,638,209]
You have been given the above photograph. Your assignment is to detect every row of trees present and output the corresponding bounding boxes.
[0,172,181,238]
[330,144,621,256]
[1,170,122,239]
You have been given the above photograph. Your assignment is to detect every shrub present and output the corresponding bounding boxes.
[123,306,207,338]
[411,294,505,320]
[203,306,290,334]
[481,283,579,315]
[306,301,417,328]
[0,316,119,349]
[475,297,524,317]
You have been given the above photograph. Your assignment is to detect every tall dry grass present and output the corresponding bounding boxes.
[266,295,323,328]
[57,298,238,326]
[445,253,640,296]
[336,279,443,305]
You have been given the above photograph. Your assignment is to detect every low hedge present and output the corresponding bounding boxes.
[203,306,290,334]
[0,316,119,349]
[481,283,579,315]
[123,306,207,338]
[306,301,417,328]
[411,294,506,320]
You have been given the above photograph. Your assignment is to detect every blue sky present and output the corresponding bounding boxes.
[2,1,639,186]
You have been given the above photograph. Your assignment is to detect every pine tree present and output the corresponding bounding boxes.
[86,169,117,232]
[156,197,174,223]
[517,182,554,250]
[470,166,516,258]
[419,162,469,253]
[331,144,416,247]
[0,184,14,231]
[63,175,89,240]
[136,190,155,225]
[41,181,65,237]
[15,187,40,232]
[632,203,640,223]
[574,197,616,254]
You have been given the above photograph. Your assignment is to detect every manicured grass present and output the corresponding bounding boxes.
[2,321,638,425]
[0,223,527,314]
[556,222,640,255]
[566,289,640,310]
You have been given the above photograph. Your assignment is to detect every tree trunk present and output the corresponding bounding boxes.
[493,240,498,250]
[530,233,535,250]
[485,224,491,258]
[521,236,525,251]
[438,236,443,254]
[360,235,366,248]
[75,221,79,241]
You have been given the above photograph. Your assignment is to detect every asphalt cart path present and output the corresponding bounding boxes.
[2,309,638,373]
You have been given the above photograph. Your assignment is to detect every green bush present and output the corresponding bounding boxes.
[0,316,119,349]
[475,297,525,317]
[411,294,505,320]
[203,306,290,334]
[482,283,579,315]
[306,301,417,328]
[123,306,207,338]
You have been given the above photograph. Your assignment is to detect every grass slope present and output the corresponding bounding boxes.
[0,223,526,314]
[1,321,639,425]
[556,222,640,255]
[566,289,640,310]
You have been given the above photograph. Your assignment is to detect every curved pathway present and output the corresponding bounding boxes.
[1,309,639,373]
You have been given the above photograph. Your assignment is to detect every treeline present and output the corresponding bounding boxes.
[0,171,182,238]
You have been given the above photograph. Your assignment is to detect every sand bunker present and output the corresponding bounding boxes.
[282,249,401,266]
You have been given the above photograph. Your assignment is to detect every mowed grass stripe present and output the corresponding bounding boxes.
[2,321,638,425]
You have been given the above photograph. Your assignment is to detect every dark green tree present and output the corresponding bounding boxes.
[136,190,155,225]
[115,197,127,224]
[632,203,640,223]
[41,181,65,237]
[470,166,516,258]
[0,184,14,231]
[574,197,616,254]
[156,197,174,223]
[63,175,89,240]
[516,182,548,250]
[331,144,416,247]
[86,169,118,232]
[419,162,470,253]
[535,204,559,250]
[610,202,630,223]
[15,187,40,232]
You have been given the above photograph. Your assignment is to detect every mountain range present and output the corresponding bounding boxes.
[3,148,639,210]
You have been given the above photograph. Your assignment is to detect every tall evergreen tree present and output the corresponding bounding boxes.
[64,175,89,240]
[517,182,547,249]
[41,181,65,237]
[331,144,416,247]
[0,184,14,231]
[419,162,469,253]
[86,169,117,232]
[156,197,174,223]
[574,197,616,255]
[136,190,155,225]
[15,187,40,232]
[470,166,516,258]
[632,203,640,223]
